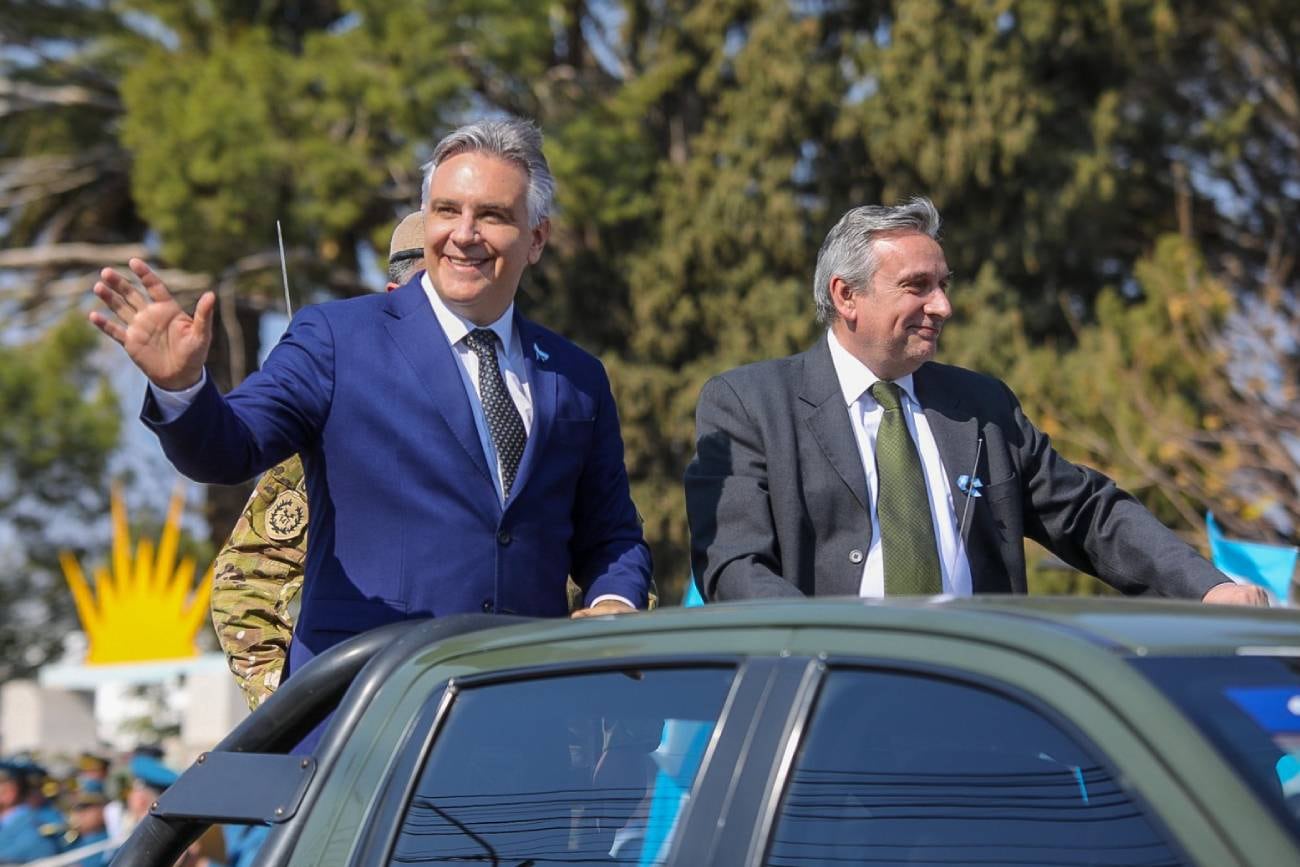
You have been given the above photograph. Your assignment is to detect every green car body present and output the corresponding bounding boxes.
[277,597,1300,866]
[115,597,1300,866]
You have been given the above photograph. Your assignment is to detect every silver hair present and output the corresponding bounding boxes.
[812,197,942,325]
[419,117,555,229]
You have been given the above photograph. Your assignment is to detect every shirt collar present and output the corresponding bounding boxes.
[421,272,517,356]
[826,329,919,408]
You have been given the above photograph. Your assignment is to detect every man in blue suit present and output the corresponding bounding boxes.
[90,117,652,682]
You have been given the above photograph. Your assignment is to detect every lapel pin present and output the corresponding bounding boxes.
[957,474,983,497]
[533,342,549,363]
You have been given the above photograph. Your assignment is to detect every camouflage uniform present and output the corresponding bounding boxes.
[211,458,660,711]
[210,456,308,710]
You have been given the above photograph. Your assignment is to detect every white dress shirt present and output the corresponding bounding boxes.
[826,330,973,597]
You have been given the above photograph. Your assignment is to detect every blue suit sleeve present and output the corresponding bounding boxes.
[141,306,336,485]
[568,367,653,607]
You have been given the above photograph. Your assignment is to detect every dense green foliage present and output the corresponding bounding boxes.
[2,0,1297,608]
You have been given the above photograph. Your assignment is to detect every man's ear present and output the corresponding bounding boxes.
[829,275,858,324]
[528,218,550,265]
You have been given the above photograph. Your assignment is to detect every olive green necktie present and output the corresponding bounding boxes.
[869,381,942,595]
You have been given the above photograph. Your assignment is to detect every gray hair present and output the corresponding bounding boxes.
[387,250,423,286]
[812,197,942,325]
[420,117,555,229]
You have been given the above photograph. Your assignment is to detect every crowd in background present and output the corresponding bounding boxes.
[0,748,260,866]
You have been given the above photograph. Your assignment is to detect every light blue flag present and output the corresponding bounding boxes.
[1206,512,1298,602]
[635,575,707,863]
[683,576,705,607]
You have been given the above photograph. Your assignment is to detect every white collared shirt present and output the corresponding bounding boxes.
[826,330,973,598]
[421,272,533,505]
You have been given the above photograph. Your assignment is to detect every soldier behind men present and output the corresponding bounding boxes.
[211,211,661,711]
[209,211,428,710]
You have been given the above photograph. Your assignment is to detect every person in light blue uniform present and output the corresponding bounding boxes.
[125,752,181,833]
[64,780,113,867]
[222,824,271,867]
[0,761,64,862]
[22,762,67,841]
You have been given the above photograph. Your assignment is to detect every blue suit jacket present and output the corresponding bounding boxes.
[144,276,652,675]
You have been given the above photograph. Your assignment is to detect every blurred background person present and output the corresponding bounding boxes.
[63,780,112,867]
[0,760,63,862]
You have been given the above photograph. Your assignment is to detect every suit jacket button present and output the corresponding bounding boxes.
[848,549,864,565]
[497,530,511,545]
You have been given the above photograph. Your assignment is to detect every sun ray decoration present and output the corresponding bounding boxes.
[59,483,214,664]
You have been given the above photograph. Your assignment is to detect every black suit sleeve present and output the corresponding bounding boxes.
[685,376,803,601]
[1005,384,1226,599]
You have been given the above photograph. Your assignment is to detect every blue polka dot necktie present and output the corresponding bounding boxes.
[464,328,527,496]
[869,381,942,595]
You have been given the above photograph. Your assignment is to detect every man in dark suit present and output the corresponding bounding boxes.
[685,197,1264,605]
[90,117,653,683]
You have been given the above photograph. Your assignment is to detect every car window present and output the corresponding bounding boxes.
[765,669,1184,867]
[388,666,734,865]
[1135,655,1300,843]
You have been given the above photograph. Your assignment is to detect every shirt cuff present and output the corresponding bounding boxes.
[589,594,637,610]
[148,370,208,423]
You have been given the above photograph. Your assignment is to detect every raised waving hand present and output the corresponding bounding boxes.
[89,258,216,390]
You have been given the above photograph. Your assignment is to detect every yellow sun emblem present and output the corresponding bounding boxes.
[59,483,214,664]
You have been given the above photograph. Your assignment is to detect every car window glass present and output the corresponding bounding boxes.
[1135,655,1300,843]
[389,666,734,865]
[765,669,1184,866]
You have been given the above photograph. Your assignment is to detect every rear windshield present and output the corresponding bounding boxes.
[1133,656,1300,841]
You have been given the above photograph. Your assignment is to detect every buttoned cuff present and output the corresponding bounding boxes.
[147,371,208,422]
[590,594,637,610]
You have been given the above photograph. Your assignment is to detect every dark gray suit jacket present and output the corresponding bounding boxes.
[685,335,1225,601]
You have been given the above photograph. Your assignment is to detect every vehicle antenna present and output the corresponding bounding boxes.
[277,219,293,317]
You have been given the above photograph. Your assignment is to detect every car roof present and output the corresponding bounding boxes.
[414,595,1300,663]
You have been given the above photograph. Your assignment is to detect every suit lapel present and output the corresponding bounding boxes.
[511,313,556,498]
[798,336,869,597]
[798,336,868,512]
[381,279,494,486]
[916,365,1000,591]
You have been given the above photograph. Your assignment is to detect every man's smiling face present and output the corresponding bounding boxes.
[424,151,548,325]
[831,230,953,380]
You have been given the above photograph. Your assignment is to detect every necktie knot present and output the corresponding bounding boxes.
[869,380,904,413]
[464,328,497,357]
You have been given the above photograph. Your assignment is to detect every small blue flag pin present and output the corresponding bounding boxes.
[957,475,983,497]
[533,342,549,363]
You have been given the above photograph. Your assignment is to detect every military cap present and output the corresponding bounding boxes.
[77,752,111,775]
[129,755,179,791]
[0,760,17,782]
[71,779,108,808]
[12,758,47,786]
[388,212,424,264]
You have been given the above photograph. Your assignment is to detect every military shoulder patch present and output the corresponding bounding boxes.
[266,490,309,541]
